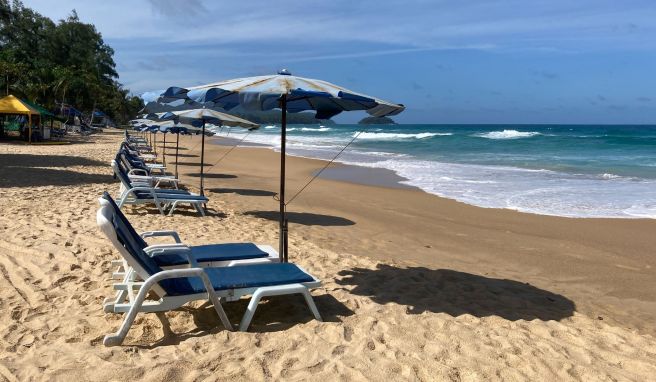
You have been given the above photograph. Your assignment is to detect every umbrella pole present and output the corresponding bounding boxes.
[279,94,288,263]
[163,133,167,166]
[175,132,180,179]
[200,121,206,197]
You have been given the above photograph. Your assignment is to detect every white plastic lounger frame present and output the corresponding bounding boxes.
[112,160,206,216]
[98,198,278,312]
[103,243,279,313]
[97,204,322,346]
[117,153,179,189]
[140,230,279,266]
[104,268,321,346]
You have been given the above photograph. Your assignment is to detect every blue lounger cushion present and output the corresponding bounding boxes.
[105,193,309,297]
[164,263,315,296]
[134,191,208,201]
[154,243,269,266]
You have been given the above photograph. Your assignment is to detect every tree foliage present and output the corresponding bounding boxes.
[0,1,143,123]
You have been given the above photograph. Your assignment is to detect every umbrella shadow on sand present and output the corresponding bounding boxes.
[244,211,355,227]
[337,264,575,321]
[174,162,213,167]
[159,145,188,150]
[0,153,105,167]
[122,205,227,218]
[207,188,277,197]
[187,173,237,179]
[164,153,199,158]
[0,166,114,188]
[135,293,354,348]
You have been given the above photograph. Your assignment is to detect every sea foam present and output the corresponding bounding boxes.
[301,127,332,132]
[355,132,449,140]
[475,130,541,140]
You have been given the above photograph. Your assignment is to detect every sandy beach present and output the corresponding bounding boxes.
[1,131,655,381]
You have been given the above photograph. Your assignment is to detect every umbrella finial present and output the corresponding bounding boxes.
[278,69,292,76]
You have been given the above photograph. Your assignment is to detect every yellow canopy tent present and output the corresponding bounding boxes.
[0,94,41,143]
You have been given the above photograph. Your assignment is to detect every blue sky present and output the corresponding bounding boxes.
[26,0,656,124]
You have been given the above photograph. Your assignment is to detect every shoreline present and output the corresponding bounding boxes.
[214,135,419,189]
[212,134,656,220]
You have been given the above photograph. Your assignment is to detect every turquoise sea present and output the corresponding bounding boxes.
[210,124,656,218]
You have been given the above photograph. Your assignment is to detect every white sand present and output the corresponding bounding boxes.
[0,133,655,381]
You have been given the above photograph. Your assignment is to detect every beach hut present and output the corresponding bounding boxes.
[23,99,57,139]
[0,95,41,143]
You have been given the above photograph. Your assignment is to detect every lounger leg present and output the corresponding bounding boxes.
[154,196,166,216]
[103,279,154,346]
[238,285,322,332]
[199,273,234,331]
[104,267,135,313]
[301,289,323,322]
[117,194,128,209]
[239,289,265,332]
[167,201,178,216]
[196,203,206,217]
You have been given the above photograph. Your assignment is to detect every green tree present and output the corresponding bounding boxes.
[0,2,143,124]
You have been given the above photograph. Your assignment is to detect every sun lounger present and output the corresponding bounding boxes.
[100,191,277,269]
[118,147,167,175]
[120,141,156,162]
[124,131,153,150]
[99,192,278,310]
[116,152,179,189]
[111,160,208,216]
[97,201,322,346]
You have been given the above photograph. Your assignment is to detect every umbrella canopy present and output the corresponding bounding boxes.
[159,109,259,129]
[156,120,198,176]
[159,108,259,197]
[158,70,403,262]
[159,70,404,120]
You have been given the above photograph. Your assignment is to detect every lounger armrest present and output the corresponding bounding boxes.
[144,244,191,258]
[128,175,154,185]
[140,230,182,243]
[128,168,149,176]
[143,244,189,253]
[129,186,158,192]
[128,182,153,190]
[144,245,198,267]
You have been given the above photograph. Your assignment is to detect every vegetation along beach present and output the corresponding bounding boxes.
[1,1,655,381]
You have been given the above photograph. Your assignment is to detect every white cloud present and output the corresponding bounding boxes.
[25,0,656,49]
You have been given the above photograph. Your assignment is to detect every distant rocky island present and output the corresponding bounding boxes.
[358,116,397,125]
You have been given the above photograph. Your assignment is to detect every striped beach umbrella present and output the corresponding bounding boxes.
[159,109,258,197]
[158,70,404,261]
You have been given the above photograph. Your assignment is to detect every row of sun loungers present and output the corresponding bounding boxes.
[114,133,207,215]
[97,133,322,346]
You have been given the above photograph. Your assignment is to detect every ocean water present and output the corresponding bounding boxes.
[208,124,656,219]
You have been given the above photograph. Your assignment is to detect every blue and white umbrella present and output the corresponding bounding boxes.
[158,70,404,261]
[158,108,259,196]
[155,120,197,178]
